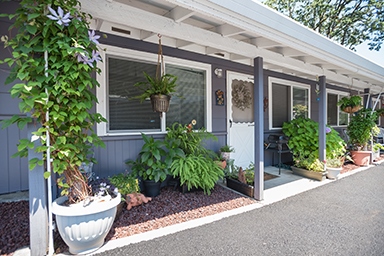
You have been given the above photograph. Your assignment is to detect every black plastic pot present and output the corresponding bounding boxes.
[143,179,161,197]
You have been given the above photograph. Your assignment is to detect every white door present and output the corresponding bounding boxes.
[227,71,254,169]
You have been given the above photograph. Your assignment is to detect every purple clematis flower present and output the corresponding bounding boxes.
[47,6,71,26]
[77,53,94,67]
[325,127,332,134]
[91,50,101,63]
[88,30,100,45]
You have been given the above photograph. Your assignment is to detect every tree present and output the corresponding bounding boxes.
[264,0,384,51]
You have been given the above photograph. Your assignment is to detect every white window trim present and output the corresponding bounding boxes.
[326,89,349,127]
[268,77,311,130]
[96,44,212,136]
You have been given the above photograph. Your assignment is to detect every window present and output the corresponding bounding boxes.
[372,97,381,126]
[96,46,211,135]
[269,78,310,129]
[327,91,349,126]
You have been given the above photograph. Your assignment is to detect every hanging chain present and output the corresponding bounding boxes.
[156,34,164,80]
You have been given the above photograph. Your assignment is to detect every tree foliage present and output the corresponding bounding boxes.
[264,0,384,51]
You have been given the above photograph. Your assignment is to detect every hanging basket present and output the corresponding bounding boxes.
[342,105,361,113]
[150,94,171,113]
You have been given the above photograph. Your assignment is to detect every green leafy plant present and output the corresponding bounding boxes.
[134,72,178,102]
[294,155,325,172]
[170,154,224,195]
[337,95,362,112]
[347,108,379,150]
[219,145,235,153]
[126,133,184,183]
[376,108,384,117]
[0,0,106,203]
[373,143,384,152]
[227,163,255,185]
[282,117,346,172]
[166,120,223,194]
[165,120,217,158]
[126,134,167,183]
[326,158,344,168]
[109,173,140,197]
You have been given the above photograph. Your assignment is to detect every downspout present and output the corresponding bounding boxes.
[44,49,54,256]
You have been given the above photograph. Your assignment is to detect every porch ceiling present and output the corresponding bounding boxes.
[80,0,384,94]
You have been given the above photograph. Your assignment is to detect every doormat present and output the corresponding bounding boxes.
[264,172,279,181]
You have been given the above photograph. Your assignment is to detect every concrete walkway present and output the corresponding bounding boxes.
[89,163,384,256]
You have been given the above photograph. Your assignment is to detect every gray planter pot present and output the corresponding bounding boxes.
[326,167,342,180]
[52,193,121,255]
[291,166,326,181]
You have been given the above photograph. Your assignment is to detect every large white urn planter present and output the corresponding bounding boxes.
[52,193,121,255]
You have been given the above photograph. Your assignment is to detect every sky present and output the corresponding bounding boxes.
[355,43,384,68]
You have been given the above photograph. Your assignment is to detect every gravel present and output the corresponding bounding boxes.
[0,184,256,256]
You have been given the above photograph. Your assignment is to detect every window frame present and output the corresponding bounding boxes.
[268,77,311,130]
[326,89,350,127]
[96,45,212,136]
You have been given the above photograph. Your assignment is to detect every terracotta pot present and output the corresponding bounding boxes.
[215,160,227,169]
[351,150,371,166]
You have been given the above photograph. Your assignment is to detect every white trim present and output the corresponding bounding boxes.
[96,44,212,136]
[268,77,311,130]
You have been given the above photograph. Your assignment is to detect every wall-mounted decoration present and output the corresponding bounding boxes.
[232,82,252,111]
[263,97,268,112]
[215,89,224,106]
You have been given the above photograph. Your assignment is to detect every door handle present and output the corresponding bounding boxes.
[229,119,232,128]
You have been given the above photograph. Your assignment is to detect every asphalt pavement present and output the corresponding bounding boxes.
[94,164,384,256]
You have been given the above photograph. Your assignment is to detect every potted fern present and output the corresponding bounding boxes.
[134,36,177,113]
[166,120,224,194]
[219,145,235,161]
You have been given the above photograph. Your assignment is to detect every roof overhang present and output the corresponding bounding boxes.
[80,0,384,94]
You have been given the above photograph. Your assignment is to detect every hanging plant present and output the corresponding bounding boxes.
[0,0,107,204]
[134,35,177,114]
[337,95,362,113]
